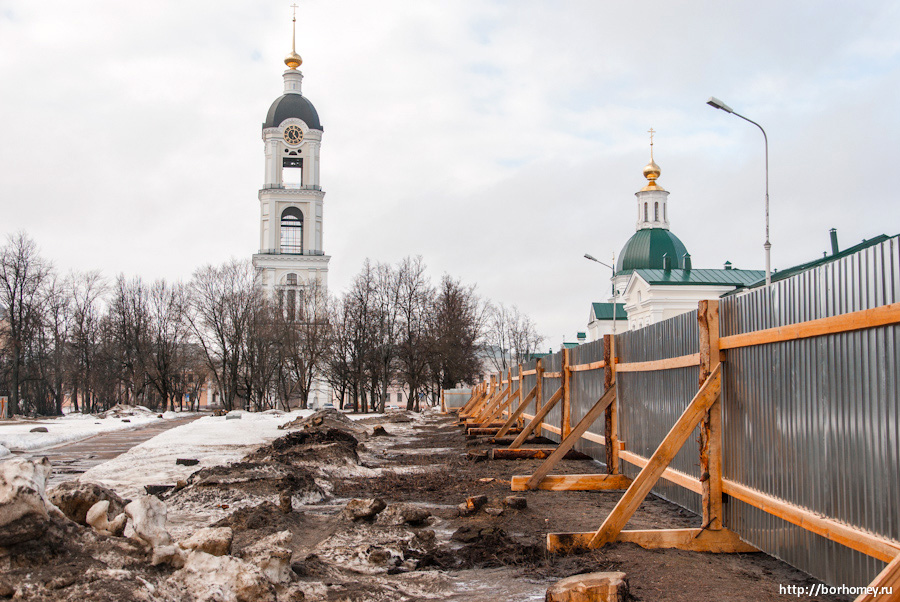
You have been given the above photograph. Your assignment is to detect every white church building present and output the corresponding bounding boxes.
[588,139,763,337]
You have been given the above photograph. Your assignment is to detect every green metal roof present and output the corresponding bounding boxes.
[737,234,894,290]
[561,342,580,349]
[616,228,689,272]
[591,302,627,321]
[631,268,765,287]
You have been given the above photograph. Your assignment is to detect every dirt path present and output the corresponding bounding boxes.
[17,415,202,488]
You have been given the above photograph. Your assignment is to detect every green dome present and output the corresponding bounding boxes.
[616,229,689,272]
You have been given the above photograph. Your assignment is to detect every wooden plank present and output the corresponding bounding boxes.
[614,353,701,373]
[482,380,519,426]
[561,348,572,440]
[604,334,618,475]
[535,359,544,435]
[508,386,563,449]
[855,553,900,602]
[543,371,563,378]
[722,479,900,563]
[698,299,723,531]
[521,369,537,376]
[569,360,606,373]
[548,528,758,555]
[524,387,617,490]
[511,473,632,491]
[719,301,900,350]
[588,365,722,549]
[493,448,591,461]
[467,427,521,437]
[495,384,538,438]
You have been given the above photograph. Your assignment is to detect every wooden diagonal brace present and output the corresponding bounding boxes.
[474,383,511,424]
[524,386,616,490]
[495,385,538,438]
[855,552,900,602]
[482,385,520,426]
[507,386,563,449]
[588,364,722,549]
[459,388,484,416]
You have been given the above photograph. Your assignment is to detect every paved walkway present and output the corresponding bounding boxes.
[17,415,202,488]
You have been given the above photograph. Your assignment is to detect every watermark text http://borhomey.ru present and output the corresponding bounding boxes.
[780,584,892,597]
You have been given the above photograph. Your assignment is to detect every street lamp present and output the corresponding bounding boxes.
[584,253,621,336]
[707,96,772,286]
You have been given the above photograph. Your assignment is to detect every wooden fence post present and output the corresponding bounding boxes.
[604,334,619,475]
[698,299,723,531]
[535,358,544,436]
[561,348,572,439]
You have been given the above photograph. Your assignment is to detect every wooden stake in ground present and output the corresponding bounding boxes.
[603,334,619,475]
[698,299,723,530]
[561,348,572,439]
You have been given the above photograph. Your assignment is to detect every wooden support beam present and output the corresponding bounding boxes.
[719,301,900,350]
[508,385,562,449]
[535,359,544,436]
[698,299,723,531]
[569,360,606,373]
[548,527,758,555]
[493,448,591,461]
[854,553,900,602]
[588,365,722,549]
[604,334,619,475]
[495,384,538,438]
[620,450,702,494]
[614,353,701,373]
[511,473,632,491]
[561,348,572,440]
[482,371,519,426]
[490,435,549,446]
[524,387,617,490]
[458,386,484,416]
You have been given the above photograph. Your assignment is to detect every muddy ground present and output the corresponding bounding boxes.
[0,410,852,601]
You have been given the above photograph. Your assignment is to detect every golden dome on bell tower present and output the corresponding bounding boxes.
[640,127,665,192]
[284,4,303,70]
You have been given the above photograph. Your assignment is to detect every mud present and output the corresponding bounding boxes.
[0,410,855,601]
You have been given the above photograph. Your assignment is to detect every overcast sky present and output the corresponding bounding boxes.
[1,1,898,346]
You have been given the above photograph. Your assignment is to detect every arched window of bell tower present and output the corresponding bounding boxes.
[654,202,659,221]
[282,152,303,189]
[643,202,648,221]
[280,207,303,254]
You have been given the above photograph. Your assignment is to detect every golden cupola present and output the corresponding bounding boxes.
[284,6,302,70]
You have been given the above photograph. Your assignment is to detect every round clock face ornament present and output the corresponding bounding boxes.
[284,125,304,146]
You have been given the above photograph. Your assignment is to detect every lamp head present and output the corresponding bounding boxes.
[584,253,598,262]
[707,96,734,113]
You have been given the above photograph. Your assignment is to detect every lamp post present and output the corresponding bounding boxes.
[584,253,621,335]
[706,96,772,286]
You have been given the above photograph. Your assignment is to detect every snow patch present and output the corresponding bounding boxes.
[0,412,163,452]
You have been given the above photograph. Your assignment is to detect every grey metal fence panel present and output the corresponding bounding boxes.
[569,338,607,461]
[720,236,900,588]
[616,311,702,515]
[519,359,538,419]
[442,388,472,410]
[541,352,563,443]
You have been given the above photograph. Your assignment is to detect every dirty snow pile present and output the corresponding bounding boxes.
[0,444,9,459]
[0,406,174,453]
[80,409,314,501]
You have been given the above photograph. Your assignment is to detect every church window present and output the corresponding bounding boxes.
[664,203,667,221]
[280,207,303,254]
[286,273,297,286]
[654,203,659,221]
[643,202,648,221]
[282,156,303,188]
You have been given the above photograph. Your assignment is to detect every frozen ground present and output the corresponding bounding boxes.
[81,409,314,501]
[0,407,179,453]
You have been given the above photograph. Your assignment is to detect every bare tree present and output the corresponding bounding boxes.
[277,281,331,409]
[323,296,353,410]
[187,260,258,411]
[396,256,434,411]
[428,275,485,394]
[69,271,107,412]
[0,232,51,415]
[142,280,190,411]
[483,302,544,374]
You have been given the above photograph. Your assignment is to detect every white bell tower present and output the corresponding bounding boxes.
[252,7,330,295]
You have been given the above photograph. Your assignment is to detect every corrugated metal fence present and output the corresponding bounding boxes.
[458,235,900,588]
